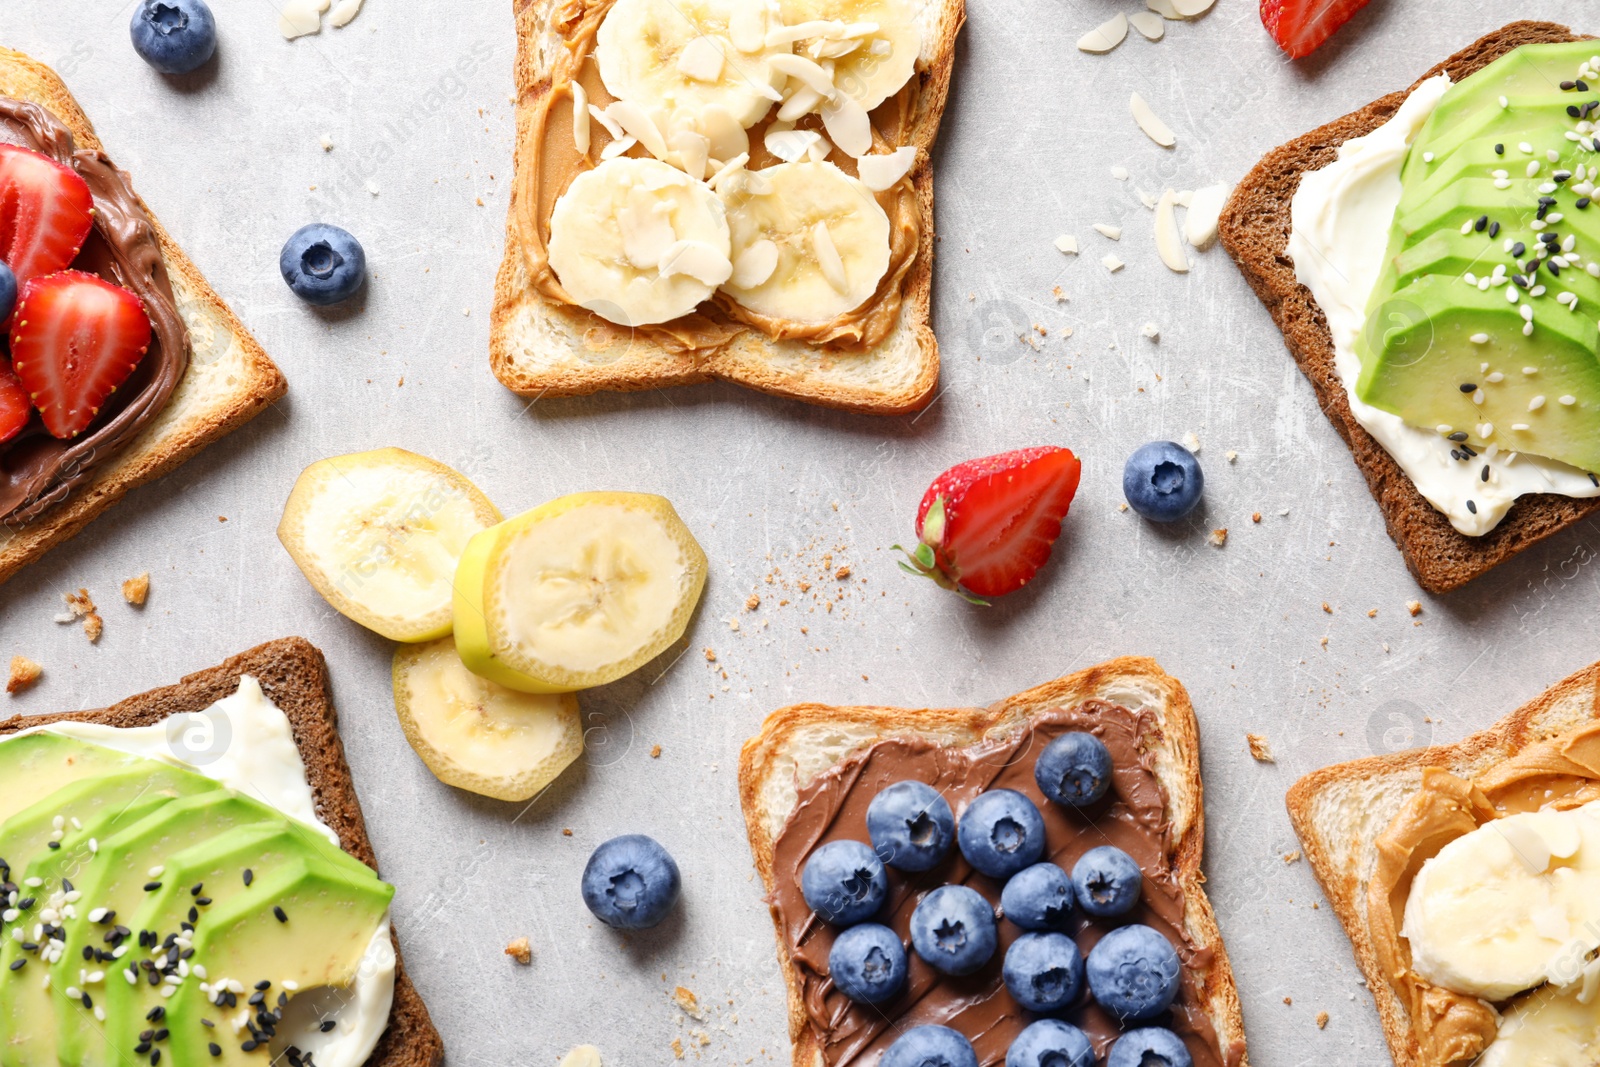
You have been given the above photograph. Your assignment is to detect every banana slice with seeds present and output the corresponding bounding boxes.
[776,0,919,112]
[718,161,891,322]
[548,157,732,326]
[596,0,789,130]
[453,492,708,694]
[277,448,502,642]
[393,637,582,802]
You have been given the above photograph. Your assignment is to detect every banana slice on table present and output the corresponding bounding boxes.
[774,0,920,112]
[453,492,708,693]
[548,157,733,327]
[393,637,583,802]
[718,160,891,322]
[278,448,502,642]
[595,0,789,130]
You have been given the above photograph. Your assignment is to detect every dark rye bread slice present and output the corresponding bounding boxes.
[0,637,444,1067]
[1219,21,1600,595]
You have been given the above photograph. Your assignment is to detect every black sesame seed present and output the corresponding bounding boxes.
[1475,214,1488,232]
[195,897,211,907]
[1495,142,1505,155]
[1580,80,1591,91]
[248,992,265,1007]
[1568,104,1581,117]
[255,980,271,990]
[1463,445,1478,458]
[142,882,161,892]
[208,1045,222,1058]
[9,959,23,971]
[1562,80,1577,90]
[151,1051,160,1066]
[242,870,253,887]
[135,1042,151,1055]
[320,1021,337,1033]
[1459,383,1478,393]
[1581,198,1593,209]
[1556,170,1573,183]
[241,1041,258,1053]
[1551,261,1563,276]
[1449,431,1469,442]
[273,906,287,924]
[81,992,92,1009]
[1511,241,1526,257]
[48,842,60,851]
[190,885,203,897]
[187,908,198,923]
[1450,449,1463,461]
[1467,499,1478,514]
[1490,221,1501,238]
[1590,473,1599,487]
[1542,232,1561,244]
[81,946,94,961]
[202,1019,215,1029]
[146,1006,165,1022]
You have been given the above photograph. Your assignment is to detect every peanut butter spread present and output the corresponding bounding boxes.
[512,0,922,353]
[768,701,1244,1067]
[1369,722,1600,1066]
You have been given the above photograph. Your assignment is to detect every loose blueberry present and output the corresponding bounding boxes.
[1002,932,1084,1012]
[801,840,888,926]
[1004,1019,1095,1067]
[1107,1028,1193,1067]
[827,923,907,1005]
[1000,862,1073,931]
[909,884,997,976]
[130,0,217,75]
[881,1025,978,1067]
[1085,924,1182,1022]
[0,262,15,323]
[1122,440,1204,522]
[1072,846,1143,918]
[867,780,955,872]
[956,789,1046,880]
[280,223,367,306]
[1034,731,1113,808]
[580,834,680,929]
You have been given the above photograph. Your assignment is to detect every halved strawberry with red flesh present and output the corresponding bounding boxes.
[0,143,95,289]
[0,358,29,444]
[895,446,1082,602]
[9,271,152,440]
[1260,0,1370,59]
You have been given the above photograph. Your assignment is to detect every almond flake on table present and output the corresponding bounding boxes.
[1053,234,1079,255]
[1129,11,1165,39]
[1131,92,1176,147]
[1182,431,1201,453]
[1146,0,1181,17]
[1102,254,1124,273]
[1092,223,1122,240]
[1172,0,1216,16]
[1184,181,1233,250]
[1077,13,1128,53]
[1154,189,1189,273]
[1140,322,1160,340]
[1111,165,1130,181]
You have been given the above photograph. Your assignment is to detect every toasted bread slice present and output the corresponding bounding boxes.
[1218,21,1598,595]
[0,47,286,587]
[489,0,963,415]
[1284,659,1600,1067]
[0,637,445,1067]
[738,656,1248,1067]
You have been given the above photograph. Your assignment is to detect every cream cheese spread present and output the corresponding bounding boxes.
[1287,73,1600,536]
[14,677,394,1067]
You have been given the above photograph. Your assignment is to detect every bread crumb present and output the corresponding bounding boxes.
[745,594,760,611]
[1251,512,1262,524]
[504,937,532,965]
[1321,602,1333,614]
[1320,636,1329,647]
[61,590,103,643]
[1284,996,1293,1006]
[1208,528,1228,547]
[691,1030,711,1047]
[1118,503,1129,512]
[703,648,717,663]
[651,744,662,759]
[729,618,740,631]
[1316,1011,1329,1029]
[1182,432,1202,454]
[1367,608,1378,618]
[6,656,42,694]
[558,1047,602,1067]
[835,565,851,580]
[1406,600,1423,617]
[1051,285,1067,302]
[1282,850,1301,864]
[562,828,573,837]
[673,986,704,1019]
[670,1038,684,1060]
[1246,734,1274,763]
[122,573,150,606]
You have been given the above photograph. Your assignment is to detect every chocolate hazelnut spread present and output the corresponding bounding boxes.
[1368,722,1600,1066]
[513,0,922,353]
[0,98,188,527]
[768,701,1242,1067]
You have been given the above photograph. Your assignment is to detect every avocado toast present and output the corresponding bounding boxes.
[0,638,442,1067]
[1220,21,1600,593]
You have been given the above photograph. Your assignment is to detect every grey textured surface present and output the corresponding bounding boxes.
[4,2,1599,1065]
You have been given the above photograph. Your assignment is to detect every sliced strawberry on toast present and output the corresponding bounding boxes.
[0,358,29,444]
[1261,0,1371,59]
[10,271,152,440]
[896,446,1082,603]
[0,143,95,288]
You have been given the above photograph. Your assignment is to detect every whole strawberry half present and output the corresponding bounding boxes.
[0,358,29,444]
[0,143,95,289]
[895,446,1082,604]
[1261,0,1371,59]
[10,270,152,440]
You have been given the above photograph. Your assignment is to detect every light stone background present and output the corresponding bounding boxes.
[4,1,1598,1065]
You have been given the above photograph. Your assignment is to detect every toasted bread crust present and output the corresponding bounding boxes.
[1218,21,1598,595]
[1285,660,1600,1067]
[0,48,287,587]
[737,656,1248,1067]
[488,0,962,415]
[0,638,445,1067]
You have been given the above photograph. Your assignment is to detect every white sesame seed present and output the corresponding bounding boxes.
[124,970,137,986]
[1522,304,1535,321]
[1495,178,1512,189]
[1478,277,1491,291]
[160,985,176,999]
[1549,149,1562,163]
[1532,219,1549,231]
[1464,272,1478,285]
[1437,424,1453,434]
[1564,235,1578,252]
[1424,151,1434,162]
[1524,366,1539,375]
[86,970,103,983]
[69,818,81,831]
[1566,130,1584,142]
[1532,285,1548,296]
[1531,395,1547,411]
[1507,287,1520,303]
[1525,322,1536,336]
[147,866,163,879]
[1480,423,1495,437]
[1470,333,1490,343]
[87,840,96,854]
[1488,372,1505,383]
[1504,237,1516,252]
[93,1007,104,1023]
[1501,96,1511,109]
[1549,213,1566,223]
[112,946,128,959]
[65,986,79,999]
[1474,390,1486,405]
[193,964,207,980]
[1520,141,1534,153]
[25,878,41,889]
[1513,423,1531,431]
[1561,395,1577,405]
[1461,220,1475,235]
